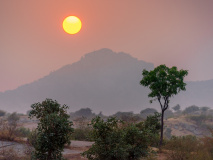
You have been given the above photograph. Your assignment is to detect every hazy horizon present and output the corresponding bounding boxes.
[1,1,213,92]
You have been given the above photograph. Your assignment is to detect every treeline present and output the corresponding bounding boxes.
[68,104,213,121]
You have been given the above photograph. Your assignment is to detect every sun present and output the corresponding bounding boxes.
[62,16,82,34]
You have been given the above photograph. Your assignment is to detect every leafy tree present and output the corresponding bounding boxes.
[29,99,74,160]
[140,64,188,145]
[172,104,181,112]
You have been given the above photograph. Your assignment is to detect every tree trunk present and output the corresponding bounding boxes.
[160,110,164,146]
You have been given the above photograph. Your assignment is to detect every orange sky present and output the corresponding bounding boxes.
[1,0,213,92]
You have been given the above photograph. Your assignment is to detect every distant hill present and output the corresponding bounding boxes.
[0,48,212,115]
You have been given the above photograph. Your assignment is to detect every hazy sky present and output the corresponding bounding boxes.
[1,0,213,92]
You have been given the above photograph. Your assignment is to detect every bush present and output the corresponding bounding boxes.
[188,114,208,125]
[16,127,31,137]
[71,127,92,141]
[27,129,38,147]
[164,135,199,160]
[164,132,213,160]
[0,112,20,141]
[82,115,160,160]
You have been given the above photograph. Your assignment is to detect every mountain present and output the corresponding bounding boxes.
[0,48,212,115]
[0,48,154,115]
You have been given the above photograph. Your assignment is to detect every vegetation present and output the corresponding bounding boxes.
[82,114,160,160]
[183,105,200,114]
[172,104,180,112]
[29,99,74,160]
[140,64,188,145]
[164,132,213,160]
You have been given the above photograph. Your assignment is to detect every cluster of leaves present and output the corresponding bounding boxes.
[82,113,161,160]
[29,99,74,160]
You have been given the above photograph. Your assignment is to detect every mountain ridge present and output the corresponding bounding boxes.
[0,48,212,115]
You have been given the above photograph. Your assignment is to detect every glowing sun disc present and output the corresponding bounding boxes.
[63,16,82,34]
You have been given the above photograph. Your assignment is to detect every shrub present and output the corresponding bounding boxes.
[29,99,74,160]
[27,129,38,147]
[164,135,199,160]
[82,114,160,160]
[16,127,31,137]
[71,127,92,141]
[0,112,20,141]
[188,114,208,125]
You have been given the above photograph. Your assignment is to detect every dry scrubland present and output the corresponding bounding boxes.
[0,105,212,160]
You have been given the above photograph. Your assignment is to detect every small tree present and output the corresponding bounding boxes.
[29,99,74,160]
[172,104,181,112]
[140,64,188,145]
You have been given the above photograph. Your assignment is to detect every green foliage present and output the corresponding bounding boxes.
[137,112,161,147]
[29,99,74,160]
[140,65,188,98]
[82,117,128,160]
[83,115,161,160]
[140,64,188,145]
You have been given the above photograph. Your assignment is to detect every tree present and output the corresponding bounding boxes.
[140,64,188,145]
[172,104,181,112]
[29,99,74,160]
[140,108,158,118]
[183,105,199,115]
